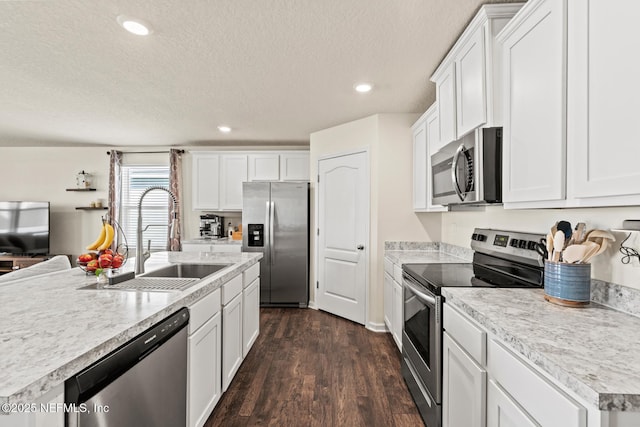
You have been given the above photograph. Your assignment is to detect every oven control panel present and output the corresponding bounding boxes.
[471,228,545,266]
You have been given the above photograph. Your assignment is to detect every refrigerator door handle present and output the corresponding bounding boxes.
[265,200,270,264]
[270,201,275,265]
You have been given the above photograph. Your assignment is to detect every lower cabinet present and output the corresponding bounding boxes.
[442,332,486,427]
[392,279,403,350]
[383,257,403,352]
[487,379,537,427]
[222,291,243,391]
[383,272,393,331]
[242,277,260,358]
[188,311,222,427]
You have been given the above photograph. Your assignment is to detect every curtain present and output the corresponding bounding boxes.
[108,150,123,251]
[168,149,183,251]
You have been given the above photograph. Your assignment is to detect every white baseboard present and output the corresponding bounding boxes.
[366,321,388,333]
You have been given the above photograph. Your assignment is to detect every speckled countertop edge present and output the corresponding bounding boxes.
[442,287,640,411]
[0,251,261,408]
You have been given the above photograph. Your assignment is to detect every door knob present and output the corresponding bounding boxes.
[357,245,364,250]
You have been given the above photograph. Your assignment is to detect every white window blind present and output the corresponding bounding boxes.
[120,166,170,252]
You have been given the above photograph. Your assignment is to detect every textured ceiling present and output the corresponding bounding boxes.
[0,0,519,147]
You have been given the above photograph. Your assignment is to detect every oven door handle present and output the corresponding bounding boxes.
[403,276,437,306]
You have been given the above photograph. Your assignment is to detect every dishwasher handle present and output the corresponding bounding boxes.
[66,308,189,403]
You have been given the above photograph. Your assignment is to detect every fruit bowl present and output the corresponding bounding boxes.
[77,216,129,276]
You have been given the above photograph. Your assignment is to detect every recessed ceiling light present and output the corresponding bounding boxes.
[218,126,232,133]
[117,15,152,36]
[354,83,373,93]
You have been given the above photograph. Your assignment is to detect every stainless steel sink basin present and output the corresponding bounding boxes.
[141,263,230,279]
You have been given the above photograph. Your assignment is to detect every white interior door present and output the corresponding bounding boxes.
[317,151,368,325]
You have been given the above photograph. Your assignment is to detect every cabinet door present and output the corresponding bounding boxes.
[500,0,567,204]
[392,279,403,351]
[456,25,487,137]
[188,312,222,427]
[569,0,640,200]
[220,155,248,210]
[487,380,536,427]
[222,292,243,391]
[192,154,220,210]
[383,272,393,332]
[412,120,428,211]
[437,63,457,146]
[425,107,448,211]
[280,152,310,181]
[242,278,260,358]
[442,333,486,427]
[248,153,280,181]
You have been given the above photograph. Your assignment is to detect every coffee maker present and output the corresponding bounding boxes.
[199,214,223,238]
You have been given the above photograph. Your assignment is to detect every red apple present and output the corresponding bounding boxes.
[111,254,124,269]
[78,253,93,263]
[86,259,99,272]
[98,253,113,268]
[101,248,114,256]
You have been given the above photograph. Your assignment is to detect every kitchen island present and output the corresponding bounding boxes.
[0,251,261,426]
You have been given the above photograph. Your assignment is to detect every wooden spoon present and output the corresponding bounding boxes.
[552,230,565,262]
[580,241,601,263]
[546,232,554,261]
[573,222,587,244]
[563,244,589,264]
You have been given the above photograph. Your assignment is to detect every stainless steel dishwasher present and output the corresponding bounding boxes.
[65,308,189,427]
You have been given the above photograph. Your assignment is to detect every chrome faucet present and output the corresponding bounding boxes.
[135,186,178,275]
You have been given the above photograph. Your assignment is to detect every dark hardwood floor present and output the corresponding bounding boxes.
[205,308,422,427]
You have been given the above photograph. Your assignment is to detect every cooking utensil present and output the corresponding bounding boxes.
[557,221,573,243]
[579,241,600,263]
[573,222,587,244]
[546,232,554,261]
[552,230,565,262]
[562,244,588,264]
[586,229,615,242]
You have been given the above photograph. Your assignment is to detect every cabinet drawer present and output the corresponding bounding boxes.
[243,262,260,288]
[221,274,243,305]
[487,339,586,427]
[188,289,221,334]
[383,257,393,276]
[443,303,486,365]
[393,264,403,284]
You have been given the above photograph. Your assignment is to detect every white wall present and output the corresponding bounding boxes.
[310,114,441,327]
[441,206,640,289]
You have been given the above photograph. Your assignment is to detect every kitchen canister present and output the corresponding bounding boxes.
[544,260,591,307]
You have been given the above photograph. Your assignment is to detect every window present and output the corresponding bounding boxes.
[120,165,171,252]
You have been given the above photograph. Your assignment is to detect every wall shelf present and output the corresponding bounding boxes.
[66,188,97,192]
[75,207,108,210]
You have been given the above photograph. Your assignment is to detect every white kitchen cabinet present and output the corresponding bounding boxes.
[442,332,486,427]
[220,155,248,210]
[455,24,486,138]
[412,106,447,212]
[392,279,403,351]
[412,116,428,211]
[383,258,403,352]
[188,311,222,427]
[187,289,222,427]
[3,384,65,427]
[242,263,260,358]
[383,272,393,332]
[568,0,640,203]
[280,152,309,181]
[248,153,280,181]
[222,277,243,391]
[498,0,567,205]
[434,62,457,147]
[487,379,537,427]
[192,153,220,210]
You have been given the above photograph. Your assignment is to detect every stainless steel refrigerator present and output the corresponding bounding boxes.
[242,182,309,307]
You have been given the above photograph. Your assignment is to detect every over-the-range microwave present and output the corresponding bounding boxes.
[431,127,502,206]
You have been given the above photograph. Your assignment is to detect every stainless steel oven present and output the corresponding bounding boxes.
[401,228,546,427]
[431,127,502,206]
[401,273,442,427]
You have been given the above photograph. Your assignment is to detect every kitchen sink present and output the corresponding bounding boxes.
[141,263,231,279]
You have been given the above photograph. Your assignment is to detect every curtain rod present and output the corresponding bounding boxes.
[106,149,185,155]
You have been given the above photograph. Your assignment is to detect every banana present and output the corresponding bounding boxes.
[98,223,115,251]
[87,222,106,251]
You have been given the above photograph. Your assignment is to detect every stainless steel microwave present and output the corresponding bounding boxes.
[431,127,502,206]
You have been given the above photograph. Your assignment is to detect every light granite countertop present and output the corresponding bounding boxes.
[0,251,261,408]
[442,287,640,411]
[183,237,242,245]
[384,241,473,265]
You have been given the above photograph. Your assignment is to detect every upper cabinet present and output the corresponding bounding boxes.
[192,151,309,211]
[498,0,567,205]
[498,0,640,208]
[431,4,523,147]
[413,105,447,212]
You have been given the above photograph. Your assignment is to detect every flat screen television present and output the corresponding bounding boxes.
[0,201,50,255]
